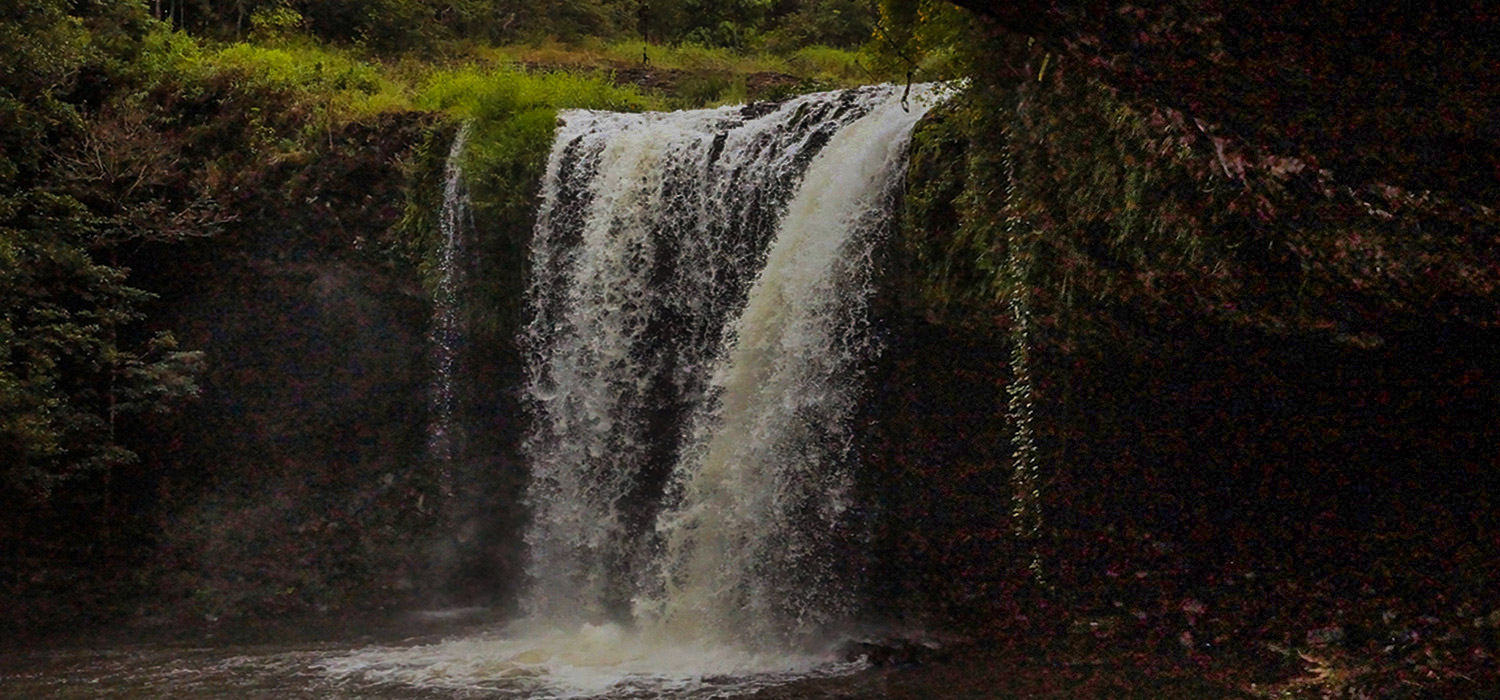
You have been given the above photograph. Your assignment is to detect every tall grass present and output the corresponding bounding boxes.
[164,39,417,138]
[140,27,893,139]
[784,45,875,82]
[474,38,888,86]
[415,65,656,119]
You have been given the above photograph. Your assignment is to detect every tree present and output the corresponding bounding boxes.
[1,0,203,504]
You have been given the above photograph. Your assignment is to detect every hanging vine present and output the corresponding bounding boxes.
[1000,87,1045,581]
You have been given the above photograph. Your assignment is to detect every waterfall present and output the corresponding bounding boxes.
[428,123,473,497]
[523,84,944,647]
[323,85,944,698]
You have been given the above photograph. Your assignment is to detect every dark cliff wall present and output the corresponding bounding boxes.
[118,114,458,624]
[861,60,1500,652]
[944,0,1499,202]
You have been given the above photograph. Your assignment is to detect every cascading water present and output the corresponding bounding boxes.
[643,83,942,646]
[523,85,899,629]
[428,123,474,497]
[323,84,946,698]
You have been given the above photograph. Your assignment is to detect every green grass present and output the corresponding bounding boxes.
[414,64,657,119]
[476,38,891,87]
[170,35,887,128]
[784,45,875,82]
[204,40,422,120]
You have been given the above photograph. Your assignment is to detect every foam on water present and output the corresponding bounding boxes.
[317,621,857,698]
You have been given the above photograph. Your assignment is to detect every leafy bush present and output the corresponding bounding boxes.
[764,0,875,51]
[249,4,304,41]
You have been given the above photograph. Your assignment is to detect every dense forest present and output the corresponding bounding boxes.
[118,0,875,51]
[4,1,1499,698]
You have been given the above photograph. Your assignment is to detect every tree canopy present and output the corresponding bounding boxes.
[146,0,877,51]
[2,1,204,504]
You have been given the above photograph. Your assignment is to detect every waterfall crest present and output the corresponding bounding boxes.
[523,84,945,647]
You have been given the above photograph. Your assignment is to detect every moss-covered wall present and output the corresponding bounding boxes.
[863,40,1500,647]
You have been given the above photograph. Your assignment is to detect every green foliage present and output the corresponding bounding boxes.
[0,191,201,500]
[415,65,653,120]
[511,0,638,42]
[669,73,748,107]
[1,4,209,506]
[885,1,1500,348]
[763,0,875,51]
[784,45,867,79]
[127,22,206,82]
[644,0,768,48]
[869,0,970,80]
[1,2,91,190]
[477,39,886,107]
[298,0,447,52]
[0,1,92,99]
[209,41,380,91]
[154,0,879,56]
[403,67,654,338]
[249,4,305,40]
[157,0,639,50]
[899,102,1004,318]
[642,0,875,51]
[202,41,409,123]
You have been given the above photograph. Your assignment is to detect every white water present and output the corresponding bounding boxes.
[645,84,943,646]
[321,84,947,698]
[427,123,473,497]
[318,619,860,698]
[523,88,887,627]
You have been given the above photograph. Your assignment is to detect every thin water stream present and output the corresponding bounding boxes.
[428,122,474,498]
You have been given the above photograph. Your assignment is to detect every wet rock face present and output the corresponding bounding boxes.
[118,116,450,621]
[171,258,427,480]
[137,252,436,621]
[124,113,441,493]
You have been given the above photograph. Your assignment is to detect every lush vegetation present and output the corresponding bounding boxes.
[1,1,205,503]
[155,0,877,52]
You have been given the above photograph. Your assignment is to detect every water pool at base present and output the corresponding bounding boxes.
[0,613,867,700]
